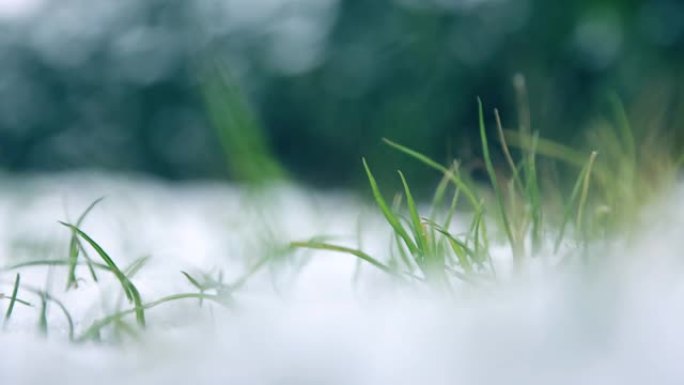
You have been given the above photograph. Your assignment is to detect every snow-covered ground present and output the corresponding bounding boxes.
[1,172,684,384]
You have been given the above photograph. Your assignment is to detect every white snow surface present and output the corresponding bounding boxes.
[1,172,684,385]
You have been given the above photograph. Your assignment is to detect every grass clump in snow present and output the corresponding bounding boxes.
[293,82,682,288]
[0,79,681,343]
[0,199,240,343]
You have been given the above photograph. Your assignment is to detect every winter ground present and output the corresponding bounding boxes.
[1,172,683,385]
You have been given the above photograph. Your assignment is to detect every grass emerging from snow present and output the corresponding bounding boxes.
[2,95,682,342]
[294,94,682,289]
[0,91,682,383]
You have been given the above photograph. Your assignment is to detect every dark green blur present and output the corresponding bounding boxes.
[0,0,681,190]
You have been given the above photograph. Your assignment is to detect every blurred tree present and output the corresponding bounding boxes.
[0,0,681,190]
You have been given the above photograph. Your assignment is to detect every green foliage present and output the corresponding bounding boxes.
[61,223,147,328]
[3,274,24,324]
[506,96,682,239]
[66,197,104,289]
[362,159,418,255]
[0,199,277,343]
[478,98,517,263]
[292,95,682,288]
[554,151,598,253]
[77,292,229,343]
[0,88,681,343]
[201,63,285,184]
[289,242,396,276]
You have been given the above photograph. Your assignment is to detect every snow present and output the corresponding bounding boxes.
[1,172,683,384]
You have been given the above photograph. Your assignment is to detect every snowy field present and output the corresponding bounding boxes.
[1,172,684,384]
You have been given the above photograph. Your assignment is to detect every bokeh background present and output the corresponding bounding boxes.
[0,0,682,189]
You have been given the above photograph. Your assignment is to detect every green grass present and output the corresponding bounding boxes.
[292,94,682,288]
[201,62,285,184]
[66,197,104,289]
[61,222,147,328]
[0,86,681,344]
[0,201,255,343]
[2,274,29,325]
[76,292,229,342]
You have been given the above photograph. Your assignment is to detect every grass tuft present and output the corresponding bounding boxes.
[478,98,519,263]
[66,197,104,289]
[1,85,680,345]
[294,91,681,287]
[362,158,419,255]
[60,223,146,328]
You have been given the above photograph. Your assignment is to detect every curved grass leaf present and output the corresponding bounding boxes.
[495,108,524,194]
[78,292,229,342]
[398,171,430,259]
[431,227,475,274]
[291,241,396,276]
[554,151,599,252]
[181,271,204,290]
[525,132,543,252]
[40,291,74,340]
[503,130,589,169]
[181,271,206,306]
[362,158,418,254]
[123,256,150,278]
[2,259,110,273]
[66,197,104,289]
[442,184,461,230]
[60,222,146,328]
[478,98,517,261]
[382,138,481,210]
[576,151,598,241]
[608,93,636,166]
[429,163,455,221]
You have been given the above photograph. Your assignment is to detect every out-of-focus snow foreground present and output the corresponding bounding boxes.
[1,173,683,385]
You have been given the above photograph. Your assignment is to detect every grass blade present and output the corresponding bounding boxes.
[398,171,430,258]
[61,222,146,328]
[478,98,518,261]
[442,182,461,230]
[608,93,636,165]
[181,271,206,306]
[495,108,524,193]
[362,158,418,254]
[429,163,454,221]
[44,292,74,341]
[4,281,73,339]
[389,194,418,272]
[554,151,598,252]
[66,197,104,289]
[431,227,475,274]
[502,130,602,173]
[77,292,229,342]
[2,259,110,273]
[468,203,492,270]
[201,63,284,184]
[576,151,599,240]
[393,233,416,272]
[291,241,396,276]
[37,293,48,336]
[123,256,150,278]
[181,271,204,290]
[4,273,22,322]
[383,138,481,209]
[525,132,543,252]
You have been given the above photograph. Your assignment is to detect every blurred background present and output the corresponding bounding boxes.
[0,0,682,190]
